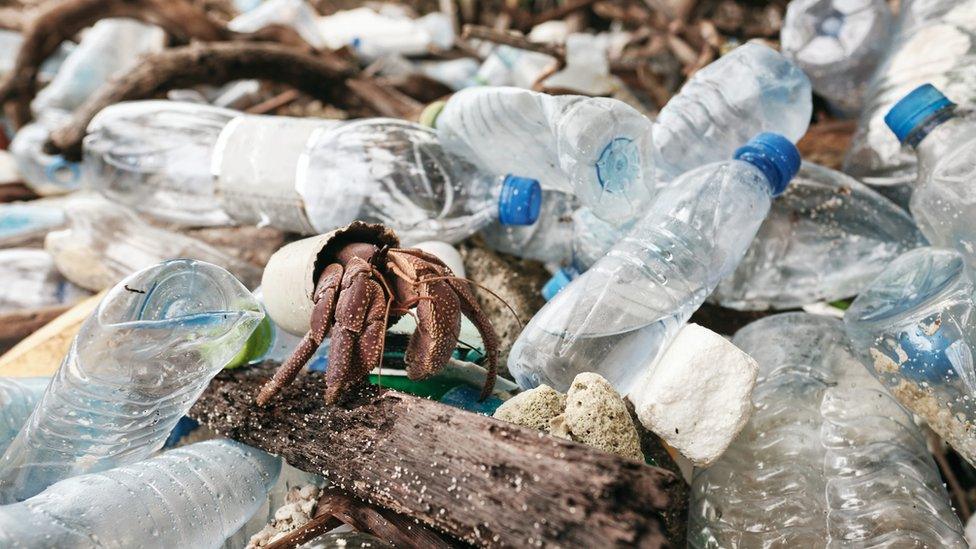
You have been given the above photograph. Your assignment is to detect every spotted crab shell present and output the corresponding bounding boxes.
[261,221,399,336]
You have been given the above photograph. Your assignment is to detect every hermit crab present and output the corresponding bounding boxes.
[256,222,499,405]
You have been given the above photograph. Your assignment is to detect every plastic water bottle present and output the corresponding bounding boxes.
[653,42,812,181]
[780,0,893,116]
[228,0,326,49]
[473,45,557,88]
[689,313,966,548]
[213,116,541,244]
[844,246,976,467]
[316,6,454,60]
[0,439,281,548]
[82,100,240,227]
[0,259,264,502]
[508,133,800,393]
[0,378,48,457]
[44,197,263,291]
[0,248,89,314]
[883,84,976,258]
[433,86,656,225]
[711,161,926,310]
[31,18,165,115]
[844,0,976,187]
[0,202,65,248]
[10,111,84,195]
[478,189,578,266]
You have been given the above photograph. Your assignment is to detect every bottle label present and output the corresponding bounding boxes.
[212,116,337,234]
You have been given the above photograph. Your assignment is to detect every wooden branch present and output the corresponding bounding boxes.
[0,0,236,127]
[0,7,25,32]
[190,364,686,548]
[47,42,356,161]
[461,24,564,61]
[531,0,602,26]
[0,304,73,354]
[0,183,39,203]
[346,78,425,120]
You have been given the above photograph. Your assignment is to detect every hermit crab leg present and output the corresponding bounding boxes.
[324,258,390,405]
[256,263,344,406]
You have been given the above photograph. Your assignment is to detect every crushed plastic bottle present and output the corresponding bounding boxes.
[473,45,557,88]
[0,439,281,548]
[83,100,239,226]
[213,116,541,243]
[844,0,976,187]
[433,86,655,225]
[653,42,812,180]
[508,133,800,393]
[541,33,618,96]
[0,259,264,502]
[0,248,89,314]
[31,19,165,115]
[0,379,48,457]
[780,0,893,116]
[0,202,66,248]
[883,84,976,259]
[10,110,84,195]
[316,6,454,60]
[44,197,263,291]
[228,0,326,49]
[689,313,966,548]
[845,246,976,467]
[478,189,578,265]
[711,161,926,310]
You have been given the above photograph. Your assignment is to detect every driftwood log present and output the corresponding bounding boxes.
[190,364,687,547]
[0,304,73,354]
[47,41,355,160]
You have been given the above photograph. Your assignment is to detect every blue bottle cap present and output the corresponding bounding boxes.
[541,267,577,301]
[733,133,801,196]
[884,83,956,144]
[498,175,542,225]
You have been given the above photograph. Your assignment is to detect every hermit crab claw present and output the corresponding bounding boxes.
[255,223,499,407]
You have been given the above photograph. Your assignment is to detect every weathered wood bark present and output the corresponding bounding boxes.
[0,0,234,127]
[47,41,356,160]
[190,364,687,548]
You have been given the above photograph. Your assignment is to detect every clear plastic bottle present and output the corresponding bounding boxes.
[316,7,454,60]
[228,0,325,49]
[883,84,976,258]
[0,248,89,314]
[478,189,578,265]
[0,259,264,502]
[433,86,656,225]
[844,246,976,466]
[31,18,165,115]
[780,0,893,116]
[689,313,966,548]
[44,197,263,291]
[653,42,812,181]
[0,439,282,548]
[507,133,800,393]
[213,116,541,244]
[711,161,926,310]
[10,110,84,196]
[0,378,48,457]
[82,100,240,227]
[844,0,976,187]
[0,202,66,248]
[472,45,557,88]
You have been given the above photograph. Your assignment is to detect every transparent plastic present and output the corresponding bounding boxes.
[689,313,966,548]
[435,86,656,225]
[781,0,892,116]
[713,162,926,310]
[479,189,578,265]
[83,101,239,226]
[228,0,325,49]
[845,247,976,466]
[0,378,48,457]
[473,45,556,88]
[844,0,976,186]
[653,42,812,180]
[0,202,66,248]
[0,248,89,314]
[32,19,164,115]
[0,259,264,502]
[44,198,262,291]
[10,111,83,195]
[508,159,775,393]
[0,439,281,548]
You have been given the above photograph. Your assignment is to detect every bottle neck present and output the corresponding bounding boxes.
[914,112,966,172]
[906,107,957,149]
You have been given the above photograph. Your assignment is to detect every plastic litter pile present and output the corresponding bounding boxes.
[1,0,976,547]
